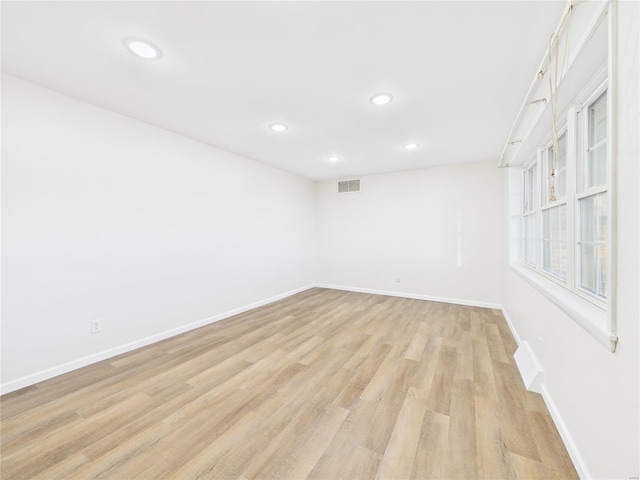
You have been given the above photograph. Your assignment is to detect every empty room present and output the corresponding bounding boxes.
[1,1,638,479]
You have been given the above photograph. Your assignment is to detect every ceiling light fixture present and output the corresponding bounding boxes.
[327,155,341,162]
[403,143,420,150]
[269,123,288,132]
[370,93,393,105]
[123,37,162,60]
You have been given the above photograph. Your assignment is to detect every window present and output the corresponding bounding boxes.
[541,131,568,280]
[584,92,608,189]
[523,163,537,266]
[578,192,608,297]
[523,213,537,266]
[506,3,614,351]
[543,132,567,204]
[524,163,537,212]
[542,204,567,280]
[577,90,608,300]
[519,83,609,310]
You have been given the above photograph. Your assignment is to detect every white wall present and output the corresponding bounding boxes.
[1,75,316,390]
[316,161,505,306]
[503,3,639,478]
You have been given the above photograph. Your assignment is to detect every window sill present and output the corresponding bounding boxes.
[510,263,617,352]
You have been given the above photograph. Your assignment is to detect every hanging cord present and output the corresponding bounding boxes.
[548,3,573,202]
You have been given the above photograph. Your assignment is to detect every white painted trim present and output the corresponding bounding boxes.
[500,306,522,346]
[510,263,617,351]
[541,383,592,480]
[313,283,502,310]
[0,284,315,395]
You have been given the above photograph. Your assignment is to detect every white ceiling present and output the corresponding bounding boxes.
[1,1,565,181]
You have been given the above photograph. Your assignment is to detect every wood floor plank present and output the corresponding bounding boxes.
[472,334,499,401]
[410,335,442,391]
[36,452,90,479]
[484,322,512,364]
[411,410,451,479]
[0,288,578,480]
[309,442,381,480]
[243,404,349,480]
[448,378,478,479]
[425,343,457,416]
[527,409,579,479]
[492,360,543,463]
[2,392,152,479]
[362,358,418,454]
[475,394,515,479]
[404,320,430,361]
[376,386,429,480]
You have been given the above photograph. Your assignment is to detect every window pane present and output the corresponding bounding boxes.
[525,164,536,212]
[579,243,597,293]
[544,151,551,204]
[544,134,566,204]
[597,243,607,297]
[542,205,567,279]
[524,214,536,265]
[587,91,607,188]
[578,192,608,298]
[589,92,607,146]
[580,195,596,242]
[542,210,551,270]
[556,133,566,198]
[598,193,608,243]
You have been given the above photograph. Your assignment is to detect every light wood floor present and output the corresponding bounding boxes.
[1,288,578,479]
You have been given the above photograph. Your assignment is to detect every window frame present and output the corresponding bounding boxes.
[574,83,609,310]
[514,77,614,350]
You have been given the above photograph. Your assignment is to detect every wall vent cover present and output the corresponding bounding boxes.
[337,179,361,193]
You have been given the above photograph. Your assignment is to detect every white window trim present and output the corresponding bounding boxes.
[510,262,615,351]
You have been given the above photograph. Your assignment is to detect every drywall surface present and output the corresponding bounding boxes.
[315,161,505,306]
[1,75,316,387]
[503,4,639,478]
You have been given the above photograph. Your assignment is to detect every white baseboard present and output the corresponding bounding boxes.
[540,384,591,479]
[500,306,522,345]
[314,283,503,310]
[0,284,315,395]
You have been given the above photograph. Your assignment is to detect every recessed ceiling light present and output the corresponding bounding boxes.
[370,93,393,105]
[123,37,162,60]
[270,123,288,132]
[403,143,420,150]
[327,155,341,162]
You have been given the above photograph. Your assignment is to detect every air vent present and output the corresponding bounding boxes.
[337,179,361,193]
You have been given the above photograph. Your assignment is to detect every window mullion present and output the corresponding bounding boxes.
[536,148,543,270]
[566,106,577,291]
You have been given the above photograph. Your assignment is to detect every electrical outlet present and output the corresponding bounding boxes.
[91,319,102,334]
